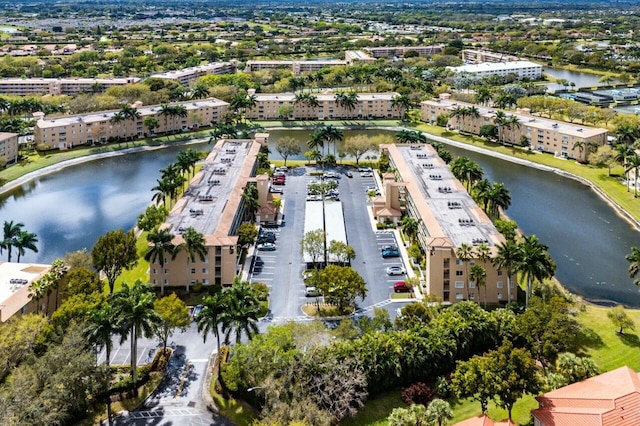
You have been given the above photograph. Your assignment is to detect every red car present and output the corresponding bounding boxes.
[394,281,410,293]
[273,176,286,185]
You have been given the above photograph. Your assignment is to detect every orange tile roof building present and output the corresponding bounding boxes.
[149,134,270,290]
[454,415,516,426]
[532,366,640,426]
[380,143,512,304]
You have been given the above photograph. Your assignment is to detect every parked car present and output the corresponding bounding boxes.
[385,265,406,276]
[275,167,288,173]
[382,249,400,258]
[361,171,374,177]
[358,167,372,173]
[269,186,284,194]
[273,176,286,185]
[381,244,398,252]
[257,243,277,251]
[366,186,382,196]
[306,194,321,201]
[258,234,276,244]
[305,287,321,297]
[345,171,353,178]
[322,172,339,179]
[393,281,410,293]
[192,304,204,319]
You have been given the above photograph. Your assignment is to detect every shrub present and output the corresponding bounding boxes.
[252,282,269,301]
[192,282,203,293]
[376,222,385,230]
[401,382,435,406]
[435,375,452,398]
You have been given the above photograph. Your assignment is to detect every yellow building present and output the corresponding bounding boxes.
[380,143,514,304]
[244,60,348,75]
[149,135,271,290]
[0,132,18,165]
[365,45,444,58]
[245,92,401,121]
[461,49,520,64]
[34,98,229,150]
[150,62,236,86]
[0,77,140,96]
[421,95,608,162]
[0,261,52,322]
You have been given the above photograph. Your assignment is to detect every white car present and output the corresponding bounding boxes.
[361,172,374,177]
[385,266,406,276]
[305,287,321,297]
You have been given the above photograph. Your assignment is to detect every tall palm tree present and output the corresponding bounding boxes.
[520,235,556,307]
[624,153,640,198]
[492,240,523,303]
[242,184,260,222]
[221,278,261,344]
[469,264,487,307]
[487,182,511,218]
[342,91,359,119]
[173,104,188,131]
[159,104,173,133]
[391,94,412,120]
[473,179,492,213]
[456,243,474,300]
[401,216,420,244]
[151,178,172,208]
[308,128,326,154]
[2,220,25,262]
[450,157,484,191]
[85,303,117,425]
[493,110,508,144]
[426,399,453,426]
[475,86,493,106]
[506,115,521,145]
[177,227,207,292]
[28,277,48,313]
[320,124,344,155]
[112,280,160,397]
[144,229,177,295]
[13,229,38,262]
[196,287,227,358]
[625,246,640,286]
[191,84,210,100]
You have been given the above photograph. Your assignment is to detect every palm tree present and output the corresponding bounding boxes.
[426,399,453,426]
[85,303,117,425]
[272,196,282,221]
[487,182,511,218]
[196,287,227,358]
[493,110,508,144]
[573,141,586,162]
[506,115,521,145]
[475,86,493,106]
[342,91,359,119]
[473,179,492,213]
[450,157,484,192]
[159,104,173,133]
[625,246,640,286]
[308,128,326,154]
[28,277,48,313]
[221,278,261,344]
[391,94,412,120]
[2,220,25,262]
[520,235,556,307]
[456,243,474,300]
[12,229,38,262]
[151,178,171,208]
[112,280,160,397]
[624,153,640,197]
[492,240,523,303]
[144,229,177,295]
[401,216,420,244]
[177,227,207,293]
[320,124,344,155]
[469,264,487,307]
[173,104,188,131]
[191,84,210,100]
[242,184,260,222]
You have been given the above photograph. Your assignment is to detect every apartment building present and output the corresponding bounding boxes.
[244,59,348,75]
[448,60,543,80]
[34,98,229,150]
[149,135,270,289]
[461,49,520,64]
[344,50,376,64]
[0,261,52,322]
[365,45,444,58]
[0,132,18,165]
[421,95,608,161]
[380,143,512,304]
[0,77,140,96]
[149,61,237,86]
[245,92,401,121]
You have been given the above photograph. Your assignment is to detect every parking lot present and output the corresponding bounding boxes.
[249,165,411,321]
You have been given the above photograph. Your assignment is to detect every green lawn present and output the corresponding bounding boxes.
[573,305,640,372]
[341,391,404,426]
[110,231,150,293]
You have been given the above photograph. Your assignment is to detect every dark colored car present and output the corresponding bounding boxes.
[394,281,410,293]
[258,233,276,244]
[382,249,400,258]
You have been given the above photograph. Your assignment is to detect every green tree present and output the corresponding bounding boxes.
[144,228,177,295]
[176,227,207,292]
[302,229,327,268]
[328,240,356,266]
[154,293,190,351]
[607,305,636,335]
[494,219,518,243]
[0,314,49,381]
[451,352,498,413]
[13,230,38,262]
[492,240,522,303]
[344,134,376,165]
[387,404,430,426]
[196,286,227,359]
[555,352,599,384]
[143,116,159,135]
[112,280,160,397]
[221,278,262,344]
[237,223,258,248]
[1,220,25,262]
[626,246,640,286]
[426,399,453,426]
[456,243,474,300]
[275,136,302,166]
[136,205,169,232]
[401,216,420,244]
[450,157,484,191]
[317,265,367,312]
[91,229,138,294]
[469,264,487,307]
[520,235,556,307]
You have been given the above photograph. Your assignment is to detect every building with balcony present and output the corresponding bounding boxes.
[245,92,401,121]
[421,95,608,161]
[365,45,444,58]
[461,49,520,64]
[34,98,229,150]
[448,60,543,80]
[150,134,270,289]
[0,132,18,165]
[244,59,348,75]
[0,77,140,96]
[149,62,237,86]
[344,50,376,64]
[0,261,52,322]
[380,143,512,304]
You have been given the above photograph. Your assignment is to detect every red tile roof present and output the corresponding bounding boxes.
[533,366,640,426]
[453,414,516,426]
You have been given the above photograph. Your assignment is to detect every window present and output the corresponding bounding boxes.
[456,259,463,266]
[497,292,503,300]
[455,293,464,299]
[163,268,168,274]
[497,270,503,276]
[455,281,464,288]
[163,279,168,285]
[202,279,209,284]
[469,293,476,299]
[203,257,209,264]
[202,268,208,274]
[497,281,503,288]
[153,279,157,285]
[456,271,464,276]
[191,268,196,274]
[469,282,476,288]
[510,282,515,288]
[152,269,157,274]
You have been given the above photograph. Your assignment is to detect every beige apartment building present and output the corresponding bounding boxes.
[365,45,444,58]
[245,92,402,121]
[0,261,52,322]
[461,49,520,64]
[150,61,237,86]
[0,132,19,165]
[34,98,229,150]
[244,59,348,75]
[0,77,140,96]
[149,135,270,289]
[421,95,608,161]
[448,61,543,80]
[344,50,376,64]
[380,143,514,304]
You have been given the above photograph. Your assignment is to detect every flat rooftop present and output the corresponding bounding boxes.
[163,139,259,244]
[150,62,234,79]
[0,77,140,84]
[254,92,399,102]
[0,261,50,322]
[37,98,229,129]
[450,60,542,73]
[387,144,504,249]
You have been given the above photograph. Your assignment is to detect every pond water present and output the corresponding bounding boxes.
[543,67,609,90]
[1,131,638,306]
